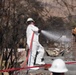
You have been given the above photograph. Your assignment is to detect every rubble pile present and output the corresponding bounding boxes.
[45,42,71,57]
[45,48,60,57]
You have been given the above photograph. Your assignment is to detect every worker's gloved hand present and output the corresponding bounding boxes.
[72,33,75,36]
[38,29,41,33]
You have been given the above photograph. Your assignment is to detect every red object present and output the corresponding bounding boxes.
[21,32,34,67]
[0,61,76,72]
[0,64,51,72]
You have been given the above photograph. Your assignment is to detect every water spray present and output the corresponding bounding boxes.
[41,30,71,43]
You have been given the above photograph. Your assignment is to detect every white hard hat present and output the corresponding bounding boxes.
[48,59,68,73]
[26,18,34,22]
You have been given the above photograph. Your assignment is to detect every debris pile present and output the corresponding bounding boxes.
[45,42,71,57]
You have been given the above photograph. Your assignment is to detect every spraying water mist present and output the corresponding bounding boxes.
[41,30,71,43]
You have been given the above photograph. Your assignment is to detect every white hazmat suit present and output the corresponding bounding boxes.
[26,22,45,67]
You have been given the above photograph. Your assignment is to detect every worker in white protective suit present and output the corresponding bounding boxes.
[26,18,45,70]
[48,58,68,75]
